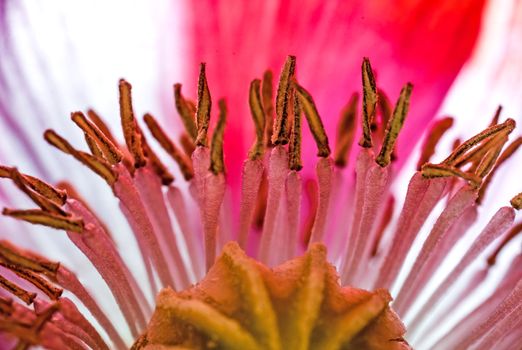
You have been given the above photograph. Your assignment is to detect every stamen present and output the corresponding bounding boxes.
[510,192,522,210]
[359,57,377,148]
[371,196,395,256]
[209,99,227,175]
[179,132,196,156]
[0,297,13,316]
[262,70,274,147]
[288,91,302,170]
[0,274,36,305]
[375,83,413,167]
[119,79,147,168]
[2,209,83,233]
[248,79,266,161]
[421,163,482,188]
[416,117,454,170]
[487,222,522,265]
[0,263,63,300]
[174,83,198,141]
[143,113,194,180]
[478,136,522,203]
[3,168,66,216]
[443,118,515,166]
[284,170,302,260]
[272,56,296,145]
[86,110,116,142]
[474,134,508,178]
[196,63,212,147]
[84,133,103,158]
[294,82,331,157]
[44,130,118,185]
[238,159,265,249]
[0,241,59,278]
[141,137,175,186]
[71,111,123,164]
[334,93,358,167]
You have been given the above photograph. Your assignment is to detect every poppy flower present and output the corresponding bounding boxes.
[0,1,521,349]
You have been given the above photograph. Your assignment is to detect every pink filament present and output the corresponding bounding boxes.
[432,254,522,349]
[409,206,515,332]
[258,146,289,264]
[65,199,149,337]
[373,173,447,289]
[472,304,522,349]
[393,186,477,315]
[308,157,334,245]
[201,173,226,270]
[284,170,302,261]
[134,166,190,288]
[340,148,373,282]
[55,267,126,349]
[166,185,204,280]
[455,278,522,349]
[113,164,175,289]
[237,159,264,249]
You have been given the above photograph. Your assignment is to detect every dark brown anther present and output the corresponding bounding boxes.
[71,111,123,164]
[294,82,331,158]
[0,297,13,316]
[196,63,212,147]
[478,137,522,203]
[0,166,66,206]
[44,130,118,185]
[359,57,378,148]
[0,263,62,300]
[174,83,198,141]
[289,91,303,171]
[0,274,36,305]
[9,169,67,217]
[376,83,413,167]
[209,99,227,175]
[272,56,296,145]
[3,208,84,233]
[262,70,275,147]
[87,109,118,144]
[180,132,196,157]
[143,114,194,181]
[84,134,103,158]
[119,79,147,168]
[511,192,522,210]
[416,117,454,170]
[421,163,482,188]
[141,135,175,185]
[0,240,59,278]
[248,79,266,161]
[334,93,358,167]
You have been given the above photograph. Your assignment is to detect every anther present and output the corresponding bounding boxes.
[289,90,303,171]
[359,57,378,148]
[119,79,147,168]
[416,117,454,170]
[294,82,331,158]
[510,192,522,210]
[44,130,118,185]
[143,113,194,181]
[3,208,84,233]
[489,105,502,126]
[0,274,36,305]
[71,111,123,164]
[174,83,198,141]
[196,63,212,147]
[375,83,413,167]
[87,109,118,144]
[140,135,175,185]
[248,79,266,161]
[272,56,296,145]
[421,163,482,188]
[262,70,275,148]
[0,166,66,206]
[209,99,227,175]
[334,93,358,167]
[0,241,59,278]
[0,263,62,300]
